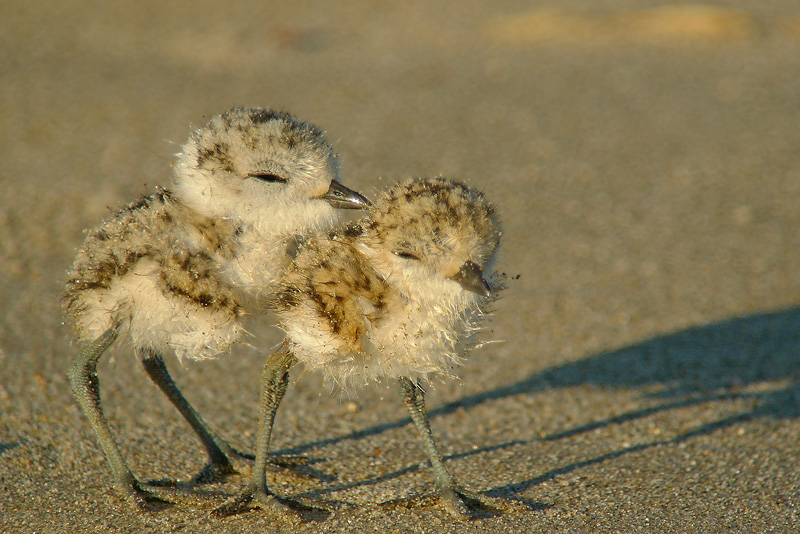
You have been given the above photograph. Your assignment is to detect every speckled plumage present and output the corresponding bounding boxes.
[217,178,506,521]
[64,189,245,360]
[275,177,502,386]
[65,108,354,360]
[63,107,368,510]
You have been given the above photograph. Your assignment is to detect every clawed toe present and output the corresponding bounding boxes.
[192,461,238,484]
[439,487,471,518]
[438,486,509,519]
[212,487,300,524]
[267,454,308,468]
[211,489,256,518]
[211,485,333,523]
[146,460,240,488]
[120,483,174,512]
[256,494,304,524]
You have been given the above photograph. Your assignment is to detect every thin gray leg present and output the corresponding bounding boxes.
[68,326,169,510]
[399,376,475,519]
[252,348,294,499]
[140,350,308,486]
[212,348,299,521]
[139,349,241,482]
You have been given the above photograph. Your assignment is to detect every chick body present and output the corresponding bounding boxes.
[64,108,368,509]
[216,178,504,521]
[65,108,354,360]
[276,177,501,386]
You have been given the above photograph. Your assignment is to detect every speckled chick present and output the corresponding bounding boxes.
[278,177,502,386]
[64,108,368,510]
[216,178,503,521]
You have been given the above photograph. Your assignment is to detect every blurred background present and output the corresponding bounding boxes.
[1,2,799,532]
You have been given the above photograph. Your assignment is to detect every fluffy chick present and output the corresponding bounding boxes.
[64,108,368,510]
[216,177,502,520]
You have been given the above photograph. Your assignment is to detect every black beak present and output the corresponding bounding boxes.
[321,181,371,209]
[450,260,492,297]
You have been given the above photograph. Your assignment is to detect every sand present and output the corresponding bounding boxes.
[2,1,800,532]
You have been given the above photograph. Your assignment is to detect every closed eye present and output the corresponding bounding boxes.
[247,172,288,183]
[393,250,420,260]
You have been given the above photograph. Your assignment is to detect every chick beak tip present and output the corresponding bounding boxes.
[451,261,492,297]
[322,181,371,209]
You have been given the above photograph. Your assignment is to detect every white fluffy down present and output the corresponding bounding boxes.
[285,272,488,389]
[77,260,241,361]
[68,108,349,362]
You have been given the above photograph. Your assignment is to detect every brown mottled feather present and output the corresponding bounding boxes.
[64,190,242,332]
[276,232,391,353]
[274,177,502,386]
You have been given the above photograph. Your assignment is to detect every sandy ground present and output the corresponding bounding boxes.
[2,1,800,532]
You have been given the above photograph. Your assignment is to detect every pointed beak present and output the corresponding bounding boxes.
[450,260,492,297]
[321,181,371,209]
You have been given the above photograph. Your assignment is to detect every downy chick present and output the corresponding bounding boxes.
[217,177,502,520]
[64,108,369,509]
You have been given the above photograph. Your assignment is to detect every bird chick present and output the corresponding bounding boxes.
[64,108,369,510]
[216,177,502,520]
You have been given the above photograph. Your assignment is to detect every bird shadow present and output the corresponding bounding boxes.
[276,306,800,499]
[294,439,546,516]
[446,305,800,425]
[294,440,526,501]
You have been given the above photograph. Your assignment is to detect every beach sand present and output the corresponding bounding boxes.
[1,2,799,532]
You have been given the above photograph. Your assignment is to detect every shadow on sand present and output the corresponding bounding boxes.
[277,306,800,498]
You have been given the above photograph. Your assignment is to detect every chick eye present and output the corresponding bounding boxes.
[393,250,420,260]
[248,172,288,183]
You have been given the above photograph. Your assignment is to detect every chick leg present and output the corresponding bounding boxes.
[139,350,243,482]
[399,376,486,519]
[141,351,309,485]
[68,326,170,510]
[212,348,299,521]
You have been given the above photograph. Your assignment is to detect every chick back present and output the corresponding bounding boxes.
[64,189,244,360]
[274,230,392,356]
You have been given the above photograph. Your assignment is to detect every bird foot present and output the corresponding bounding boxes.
[266,454,309,468]
[192,460,239,484]
[438,485,507,520]
[145,459,238,488]
[119,481,174,512]
[192,449,312,481]
[146,454,318,491]
[211,482,335,522]
[211,485,309,523]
